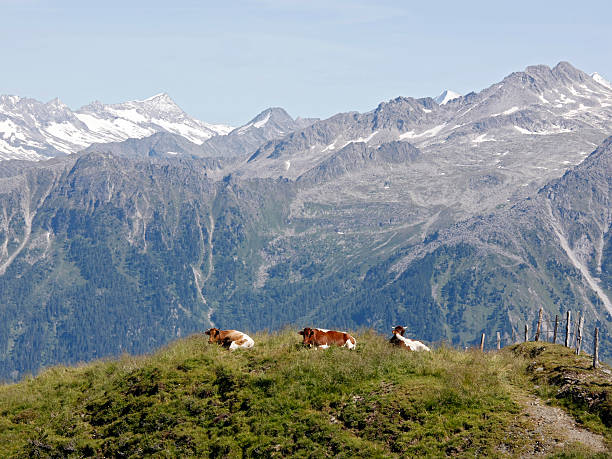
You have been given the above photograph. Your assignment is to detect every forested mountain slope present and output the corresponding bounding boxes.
[0,153,294,380]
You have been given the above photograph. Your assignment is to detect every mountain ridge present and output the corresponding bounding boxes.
[0,93,233,161]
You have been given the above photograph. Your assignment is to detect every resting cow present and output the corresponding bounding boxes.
[205,328,254,350]
[390,326,430,351]
[299,327,356,350]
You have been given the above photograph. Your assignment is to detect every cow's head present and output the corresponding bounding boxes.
[392,326,406,336]
[299,327,315,347]
[205,328,221,344]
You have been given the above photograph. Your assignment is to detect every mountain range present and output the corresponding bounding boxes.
[0,93,232,161]
[0,62,611,381]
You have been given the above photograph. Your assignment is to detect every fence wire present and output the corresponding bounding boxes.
[478,312,601,356]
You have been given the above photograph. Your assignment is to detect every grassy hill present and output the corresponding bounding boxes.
[0,331,610,458]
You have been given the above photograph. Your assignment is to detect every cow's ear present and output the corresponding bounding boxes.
[298,330,304,336]
[204,330,211,335]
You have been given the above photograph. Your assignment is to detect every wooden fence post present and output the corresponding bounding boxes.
[576,315,584,355]
[571,312,580,349]
[535,308,543,341]
[565,310,571,347]
[524,324,528,342]
[553,315,558,344]
[480,333,485,352]
[593,327,599,369]
[497,331,501,350]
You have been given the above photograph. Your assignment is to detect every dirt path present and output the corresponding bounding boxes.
[512,393,608,456]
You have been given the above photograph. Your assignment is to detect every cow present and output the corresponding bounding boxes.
[390,326,430,351]
[205,328,254,350]
[299,327,356,350]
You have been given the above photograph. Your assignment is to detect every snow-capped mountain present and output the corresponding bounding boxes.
[434,89,461,105]
[0,93,232,161]
[77,93,232,144]
[81,106,319,160]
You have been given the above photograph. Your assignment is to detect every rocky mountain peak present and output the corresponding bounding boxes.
[0,95,23,108]
[46,97,68,108]
[136,93,183,114]
[551,61,589,84]
[257,107,293,124]
[143,92,173,102]
[94,93,185,120]
[232,107,296,136]
[504,61,589,90]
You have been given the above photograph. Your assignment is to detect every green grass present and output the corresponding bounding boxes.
[0,332,608,458]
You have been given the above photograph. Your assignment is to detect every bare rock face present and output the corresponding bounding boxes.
[296,141,421,187]
[82,132,203,158]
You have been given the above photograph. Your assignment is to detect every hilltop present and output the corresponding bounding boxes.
[0,332,609,457]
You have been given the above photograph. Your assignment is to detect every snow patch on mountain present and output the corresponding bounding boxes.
[400,124,446,139]
[514,125,572,135]
[472,133,496,143]
[434,90,461,105]
[592,72,612,90]
[0,137,44,161]
[346,130,379,145]
[235,110,276,134]
[253,112,271,129]
[74,113,153,140]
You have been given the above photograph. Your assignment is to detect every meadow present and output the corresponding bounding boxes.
[0,330,609,457]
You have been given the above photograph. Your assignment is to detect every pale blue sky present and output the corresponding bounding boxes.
[2,0,611,125]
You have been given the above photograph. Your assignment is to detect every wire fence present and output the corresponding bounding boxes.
[477,308,601,367]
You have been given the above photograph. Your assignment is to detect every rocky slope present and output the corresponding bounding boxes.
[328,135,612,356]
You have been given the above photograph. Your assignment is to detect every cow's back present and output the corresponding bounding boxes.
[318,330,356,349]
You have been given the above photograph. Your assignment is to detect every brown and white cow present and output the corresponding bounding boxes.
[205,328,255,350]
[299,327,356,350]
[390,326,430,351]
